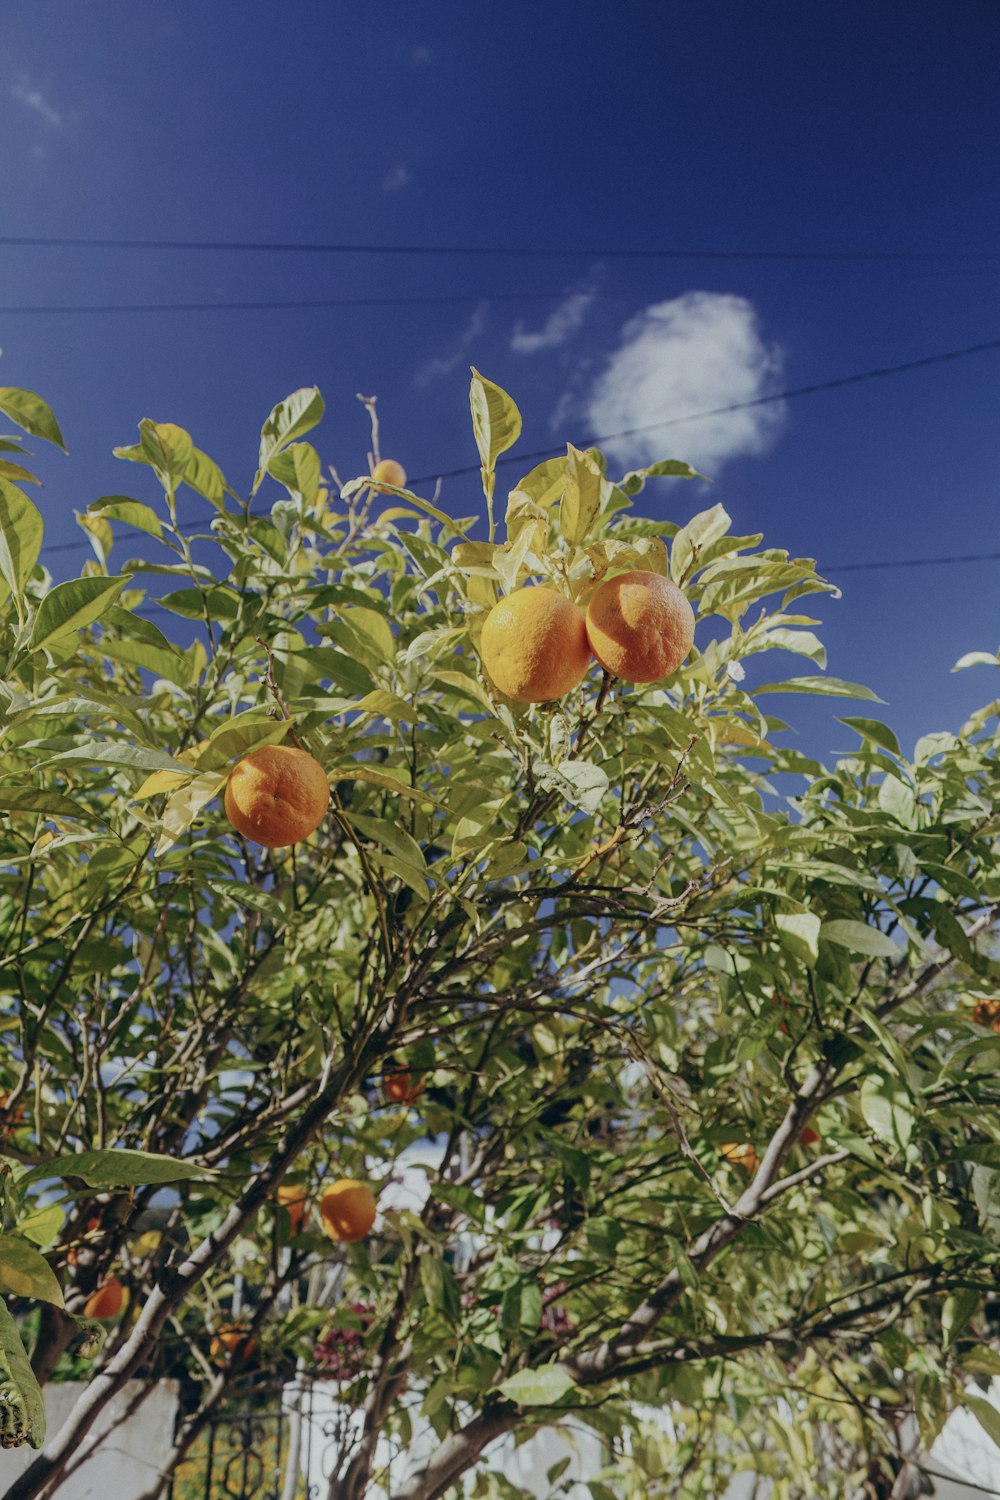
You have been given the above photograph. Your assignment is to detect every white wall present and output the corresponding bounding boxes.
[0,1380,179,1499]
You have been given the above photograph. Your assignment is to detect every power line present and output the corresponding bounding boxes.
[0,291,628,317]
[36,331,1000,564]
[406,332,1000,485]
[2,234,1000,263]
[826,551,1000,574]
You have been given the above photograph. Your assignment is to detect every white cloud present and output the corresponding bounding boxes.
[382,162,412,193]
[584,291,785,475]
[11,75,61,127]
[511,289,595,355]
[415,302,489,386]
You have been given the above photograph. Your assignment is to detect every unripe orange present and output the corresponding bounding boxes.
[84,1277,124,1321]
[318,1179,377,1243]
[225,744,330,849]
[276,1183,308,1233]
[479,587,591,703]
[721,1142,758,1174]
[210,1324,256,1365]
[585,570,695,683]
[371,458,407,492]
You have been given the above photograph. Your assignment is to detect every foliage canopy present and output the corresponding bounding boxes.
[0,373,997,1500]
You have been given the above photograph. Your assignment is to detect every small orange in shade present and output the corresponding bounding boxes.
[224,744,330,849]
[585,570,695,683]
[479,587,591,703]
[799,1126,821,1148]
[371,458,407,492]
[317,1179,377,1243]
[210,1325,256,1365]
[383,1066,424,1106]
[971,996,1000,1033]
[84,1277,124,1321]
[721,1142,758,1174]
[276,1183,308,1233]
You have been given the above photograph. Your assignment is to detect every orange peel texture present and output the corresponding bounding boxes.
[479,586,591,703]
[225,744,330,849]
[317,1179,377,1243]
[585,570,695,683]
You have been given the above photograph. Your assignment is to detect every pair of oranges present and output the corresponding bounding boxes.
[276,1179,377,1244]
[479,570,695,704]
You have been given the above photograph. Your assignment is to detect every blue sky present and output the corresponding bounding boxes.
[2,0,998,759]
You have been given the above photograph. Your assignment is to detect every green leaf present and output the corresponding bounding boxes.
[155,771,228,856]
[347,812,426,870]
[962,1393,1000,1450]
[14,1205,64,1249]
[88,496,164,541]
[0,787,92,821]
[268,442,321,503]
[0,1235,64,1307]
[972,1166,1000,1240]
[820,920,903,960]
[534,760,608,816]
[29,575,130,654]
[254,387,325,496]
[753,676,885,702]
[509,456,567,512]
[183,446,228,507]
[498,1364,577,1406]
[197,712,290,769]
[0,387,66,451]
[775,911,820,967]
[860,1074,913,1150]
[0,458,40,486]
[332,765,442,808]
[942,1288,980,1350]
[139,419,194,482]
[419,1255,460,1320]
[0,1296,46,1449]
[470,369,522,477]
[670,504,732,584]
[620,458,706,496]
[839,717,901,758]
[877,774,916,828]
[0,479,44,597]
[22,1148,214,1188]
[559,444,603,547]
[39,742,193,776]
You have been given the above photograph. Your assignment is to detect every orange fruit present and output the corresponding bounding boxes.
[971,996,1000,1033]
[383,1066,423,1106]
[224,744,330,849]
[721,1142,758,1174]
[479,587,591,703]
[210,1324,256,1365]
[317,1179,377,1243]
[371,458,407,492]
[798,1125,821,1148]
[84,1277,124,1321]
[585,570,695,683]
[276,1183,308,1233]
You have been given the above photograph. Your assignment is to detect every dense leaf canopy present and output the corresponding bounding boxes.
[0,376,997,1500]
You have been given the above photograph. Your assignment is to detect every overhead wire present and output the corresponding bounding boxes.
[2,234,999,262]
[31,331,1000,587]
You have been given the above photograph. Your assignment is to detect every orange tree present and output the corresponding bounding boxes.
[0,373,997,1499]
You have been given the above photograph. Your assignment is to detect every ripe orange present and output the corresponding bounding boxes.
[224,744,330,849]
[84,1277,124,1321]
[371,458,407,492]
[798,1125,821,1148]
[210,1324,256,1365]
[585,570,695,683]
[721,1142,758,1174]
[479,587,591,703]
[383,1066,423,1106]
[276,1183,308,1233]
[317,1179,377,1243]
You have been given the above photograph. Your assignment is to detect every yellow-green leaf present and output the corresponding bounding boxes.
[29,575,130,654]
[0,387,66,451]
